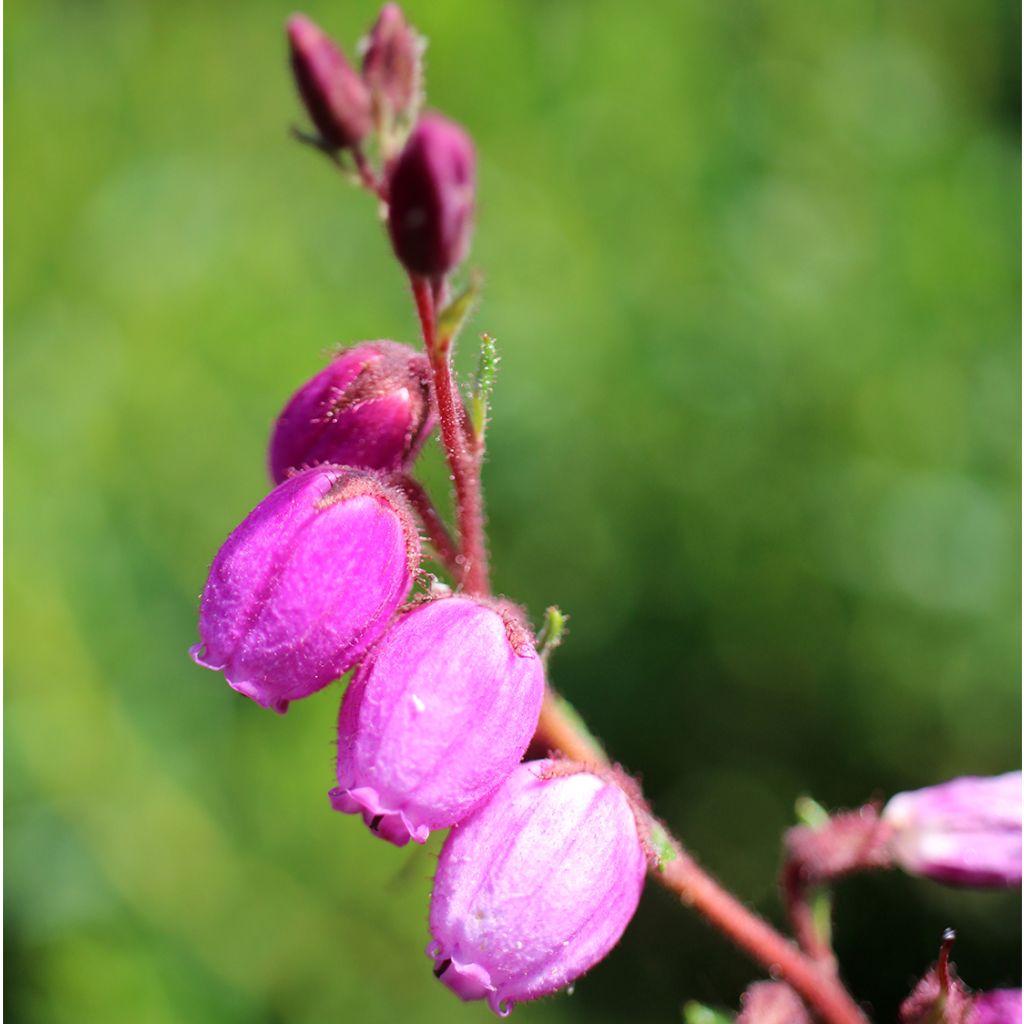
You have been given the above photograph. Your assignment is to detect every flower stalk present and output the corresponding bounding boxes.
[411,275,490,595]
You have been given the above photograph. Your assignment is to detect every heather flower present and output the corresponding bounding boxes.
[269,341,434,483]
[882,772,1022,888]
[287,14,372,149]
[362,4,422,119]
[387,113,475,278]
[972,990,1023,1024]
[191,467,419,713]
[330,595,544,845]
[427,760,646,1015]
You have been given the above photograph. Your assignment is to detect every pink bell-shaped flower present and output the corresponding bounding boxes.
[191,466,419,713]
[330,595,544,845]
[882,772,1022,888]
[427,760,646,1015]
[268,341,434,483]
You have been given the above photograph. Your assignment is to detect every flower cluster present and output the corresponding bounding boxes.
[191,5,1020,1021]
[191,6,646,1014]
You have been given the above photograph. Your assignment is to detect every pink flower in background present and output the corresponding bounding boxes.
[883,772,1022,888]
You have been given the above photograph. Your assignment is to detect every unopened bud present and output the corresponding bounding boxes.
[269,341,434,483]
[387,113,475,278]
[287,14,372,150]
[362,4,422,119]
[191,467,419,713]
[427,760,646,1015]
[883,772,1022,888]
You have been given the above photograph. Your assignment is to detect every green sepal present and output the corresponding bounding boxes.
[649,819,679,872]
[536,605,567,661]
[682,1001,733,1024]
[437,271,482,348]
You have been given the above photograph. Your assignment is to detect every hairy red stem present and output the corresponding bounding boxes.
[533,697,869,1024]
[411,276,490,595]
[392,473,462,582]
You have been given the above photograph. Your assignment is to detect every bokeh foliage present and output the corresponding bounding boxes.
[5,1,1020,1021]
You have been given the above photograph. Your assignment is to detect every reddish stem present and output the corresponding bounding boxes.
[392,474,462,582]
[410,276,490,595]
[533,697,869,1024]
[329,97,863,1024]
[782,859,837,971]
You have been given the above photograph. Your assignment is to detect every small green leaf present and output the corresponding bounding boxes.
[469,332,499,440]
[810,886,833,950]
[649,820,679,872]
[437,271,482,348]
[795,795,830,830]
[682,1001,733,1024]
[535,605,567,661]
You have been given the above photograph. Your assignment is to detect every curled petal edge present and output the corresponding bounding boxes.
[329,785,430,846]
[426,941,510,1016]
[190,643,290,714]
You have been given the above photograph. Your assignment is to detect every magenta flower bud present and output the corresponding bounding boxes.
[191,467,419,713]
[973,991,1023,1024]
[268,341,434,484]
[882,772,1022,888]
[287,14,372,150]
[427,761,646,1015]
[362,4,422,118]
[330,595,544,846]
[387,113,476,278]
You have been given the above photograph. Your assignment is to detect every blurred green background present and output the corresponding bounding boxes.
[5,0,1020,1021]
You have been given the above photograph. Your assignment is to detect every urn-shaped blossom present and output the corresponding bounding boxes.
[387,113,475,278]
[330,595,544,846]
[882,772,1022,888]
[972,991,1023,1024]
[362,4,422,119]
[287,14,372,149]
[191,467,419,713]
[428,761,647,1015]
[269,341,434,483]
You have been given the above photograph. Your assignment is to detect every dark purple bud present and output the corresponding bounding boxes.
[427,760,646,1014]
[269,340,435,484]
[883,772,1022,888]
[362,4,422,118]
[387,113,476,278]
[972,991,1023,1024]
[191,467,420,713]
[737,983,812,1024]
[330,595,545,846]
[287,14,372,150]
